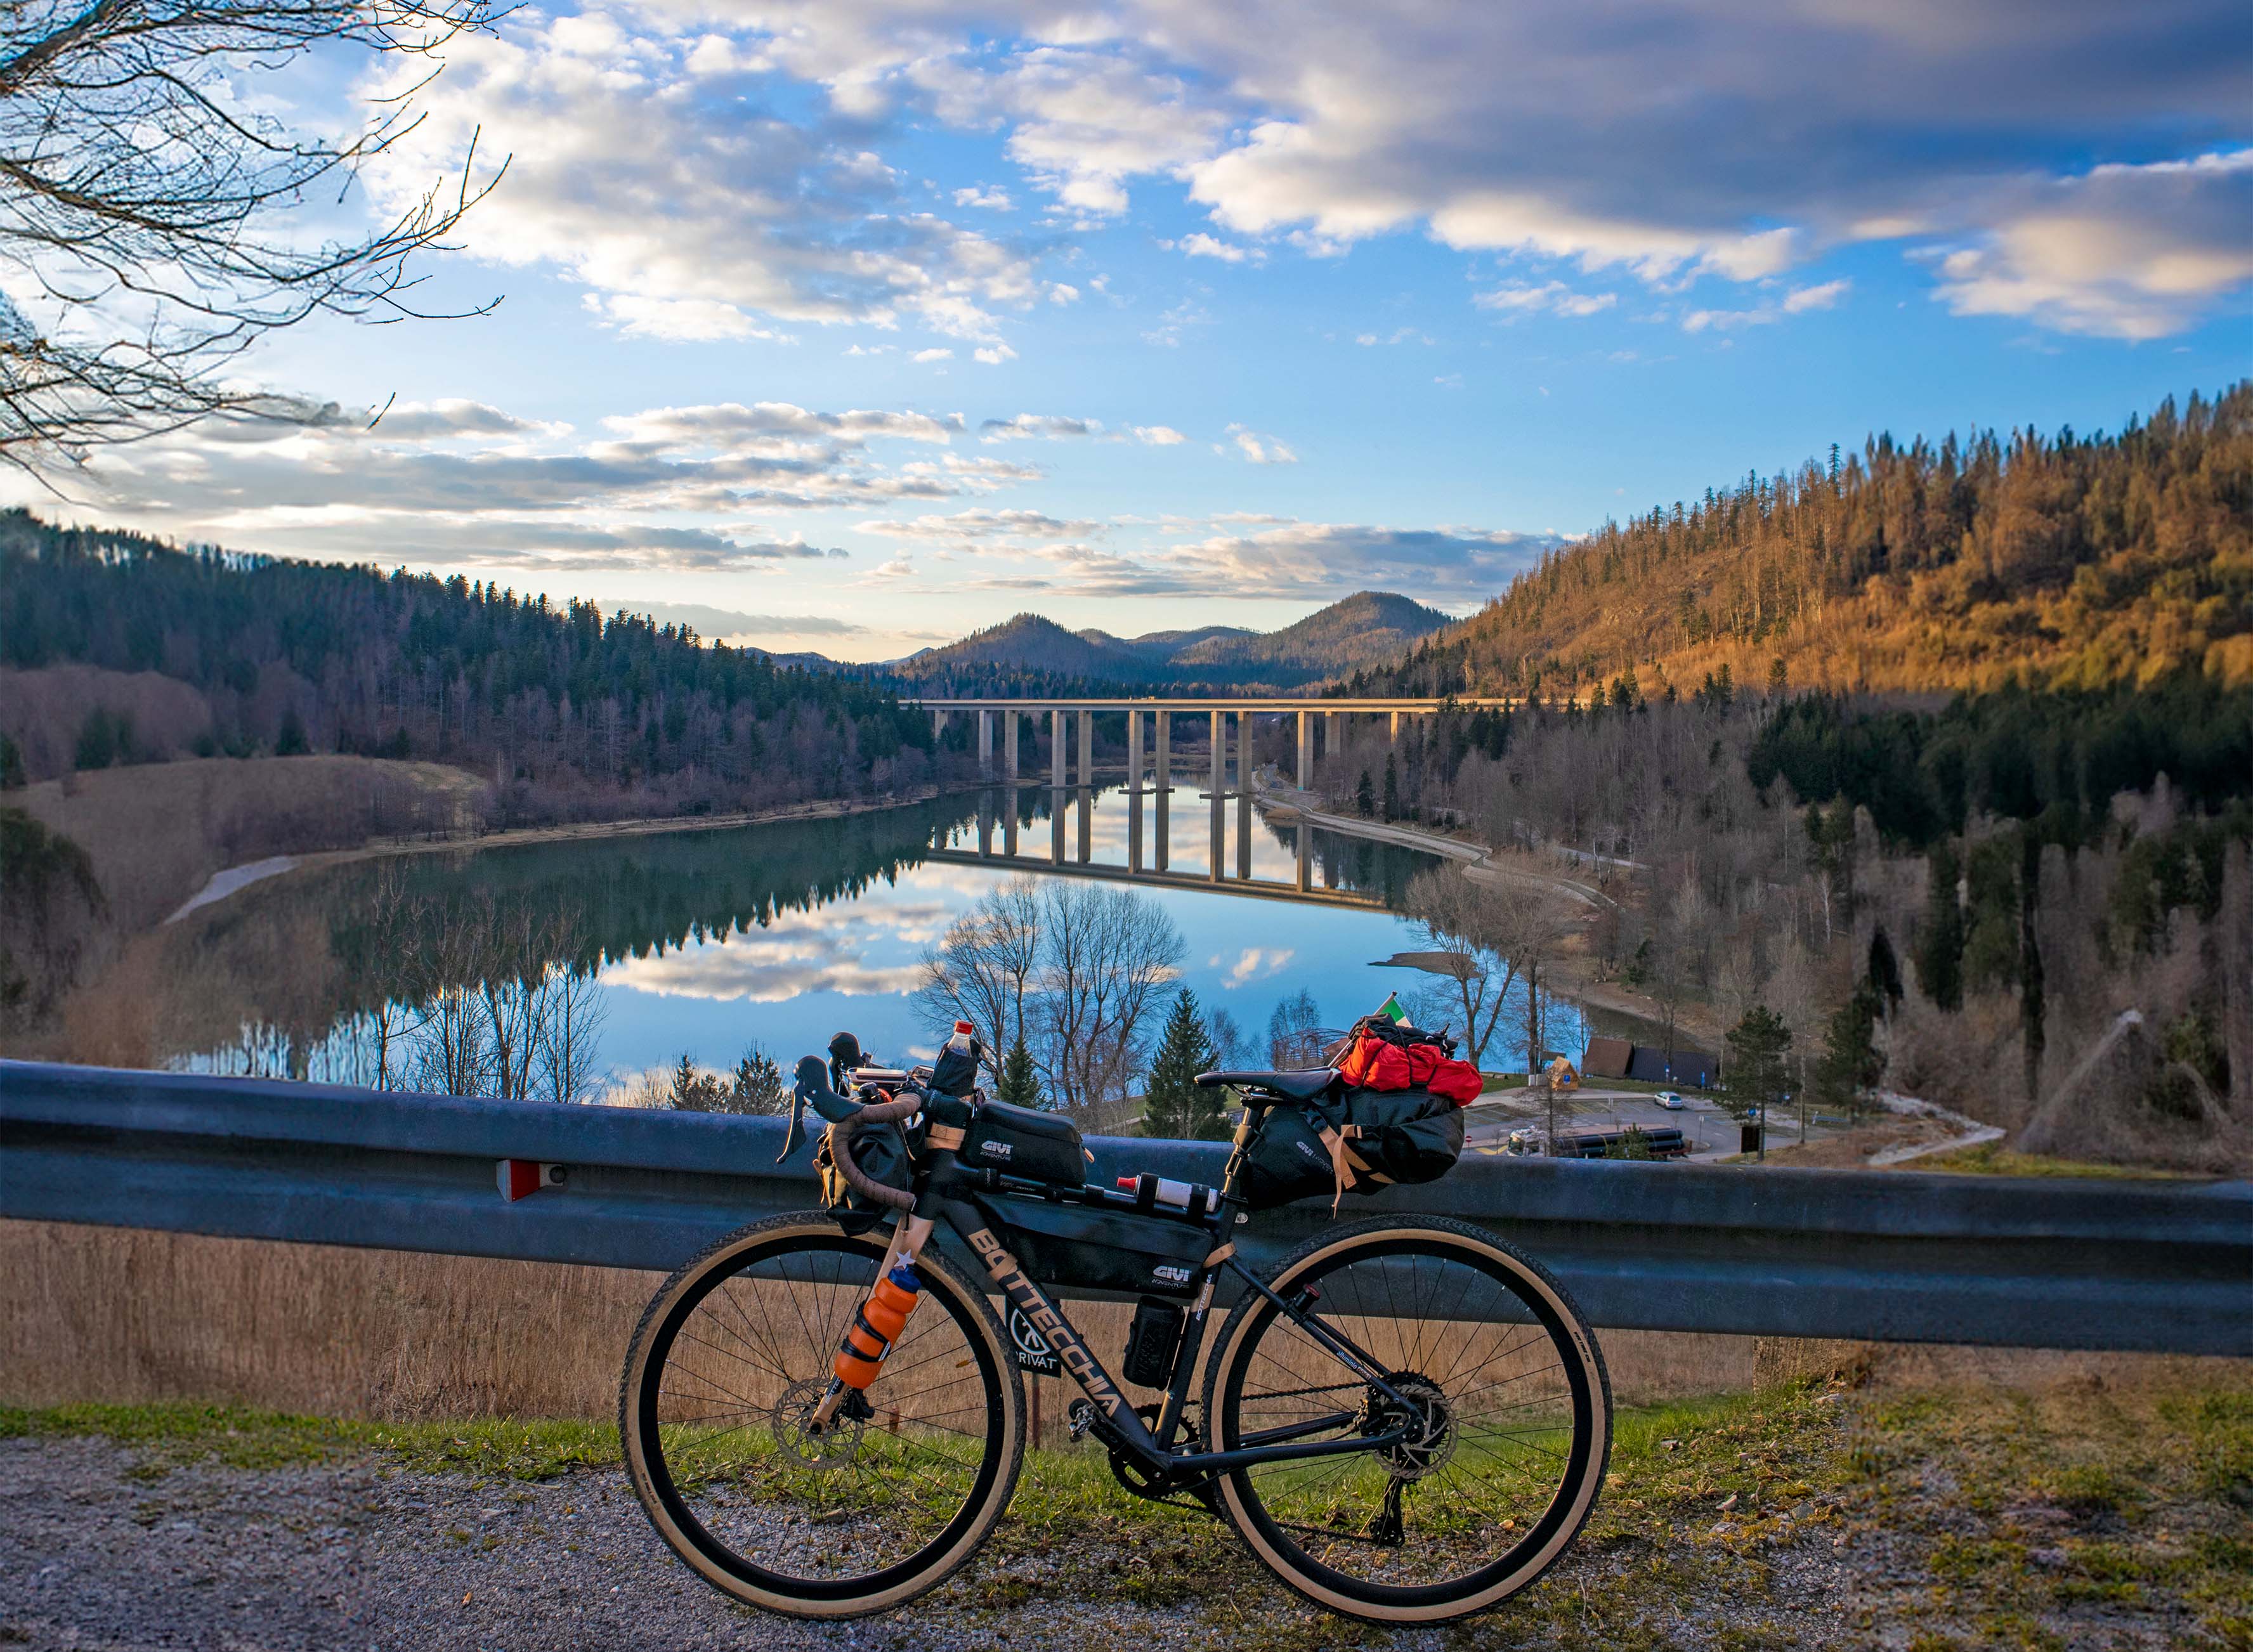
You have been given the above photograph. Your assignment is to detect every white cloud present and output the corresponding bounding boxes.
[979,413,1102,441]
[362,6,1048,343]
[11,397,1021,574]
[1473,282,1617,319]
[1930,150,2253,339]
[1782,278,1851,314]
[1220,947,1295,986]
[953,185,1014,210]
[1132,426,1187,445]
[973,343,1019,364]
[859,509,1099,542]
[1171,232,1260,263]
[1683,278,1851,332]
[1225,424,1298,465]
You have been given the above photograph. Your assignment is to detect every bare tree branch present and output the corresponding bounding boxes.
[0,0,507,469]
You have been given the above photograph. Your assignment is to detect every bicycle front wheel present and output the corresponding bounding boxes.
[620,1214,1024,1618]
[1206,1214,1610,1624]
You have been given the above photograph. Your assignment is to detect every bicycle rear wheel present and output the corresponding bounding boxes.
[1206,1214,1610,1623]
[620,1213,1023,1617]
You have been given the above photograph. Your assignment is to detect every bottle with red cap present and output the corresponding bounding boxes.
[931,1019,982,1098]
[1118,1173,1218,1219]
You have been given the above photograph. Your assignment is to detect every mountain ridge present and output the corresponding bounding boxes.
[889,592,1454,691]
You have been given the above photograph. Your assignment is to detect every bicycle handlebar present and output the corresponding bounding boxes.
[827,1089,924,1212]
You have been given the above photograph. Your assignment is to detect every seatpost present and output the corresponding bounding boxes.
[1218,1094,1265,1206]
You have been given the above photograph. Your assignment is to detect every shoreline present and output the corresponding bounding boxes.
[1251,771,1731,1046]
[163,784,958,923]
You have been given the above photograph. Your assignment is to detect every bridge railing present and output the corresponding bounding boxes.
[3,1060,2245,1355]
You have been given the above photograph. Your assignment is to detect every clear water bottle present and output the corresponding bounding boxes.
[930,1019,981,1097]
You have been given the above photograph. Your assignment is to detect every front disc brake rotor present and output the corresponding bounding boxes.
[771,1379,866,1471]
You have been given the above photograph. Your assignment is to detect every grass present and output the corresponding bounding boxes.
[8,1372,2250,1647]
[0,1403,619,1484]
[1907,1143,2197,1180]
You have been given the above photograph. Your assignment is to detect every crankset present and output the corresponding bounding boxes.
[1068,1399,1221,1514]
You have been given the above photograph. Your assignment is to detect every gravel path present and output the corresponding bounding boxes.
[0,1431,1966,1651]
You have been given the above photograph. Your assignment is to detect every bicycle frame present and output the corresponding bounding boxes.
[908,1098,1419,1484]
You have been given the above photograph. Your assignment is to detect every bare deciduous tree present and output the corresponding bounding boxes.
[0,0,504,467]
[1406,865,1577,1068]
[914,875,1040,1068]
[1037,881,1182,1113]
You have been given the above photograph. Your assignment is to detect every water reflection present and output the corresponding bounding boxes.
[157,783,1468,1090]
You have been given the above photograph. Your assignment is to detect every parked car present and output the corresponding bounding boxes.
[1654,1090,1685,1110]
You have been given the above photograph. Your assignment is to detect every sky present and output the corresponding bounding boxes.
[13,0,2251,661]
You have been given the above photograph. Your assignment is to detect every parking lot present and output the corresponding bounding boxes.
[1462,1086,1845,1161]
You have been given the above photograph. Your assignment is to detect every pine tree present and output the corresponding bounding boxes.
[1914,837,1966,1011]
[1723,1005,1793,1125]
[996,1034,1040,1108]
[1355,769,1374,816]
[1142,987,1227,1140]
[1381,755,1400,823]
[1813,985,1884,1126]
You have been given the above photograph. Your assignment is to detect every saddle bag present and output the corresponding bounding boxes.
[1238,1087,1466,1213]
[962,1100,1088,1188]
[1333,1015,1484,1102]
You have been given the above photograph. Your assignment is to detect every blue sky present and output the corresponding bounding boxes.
[18,0,2250,660]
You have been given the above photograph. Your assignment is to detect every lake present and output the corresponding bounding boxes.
[150,783,1618,1097]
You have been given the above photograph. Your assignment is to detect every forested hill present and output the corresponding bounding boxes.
[1349,382,2250,701]
[0,513,934,812]
[889,591,1452,693]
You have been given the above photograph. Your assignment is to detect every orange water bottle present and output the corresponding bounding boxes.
[833,1259,922,1389]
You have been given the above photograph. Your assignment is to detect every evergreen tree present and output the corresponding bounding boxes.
[1381,755,1401,823]
[1142,987,1227,1140]
[1723,1005,1793,1124]
[1355,769,1374,816]
[996,1034,1040,1108]
[730,1046,785,1114]
[275,708,310,757]
[1813,985,1884,1124]
[1914,837,1966,1011]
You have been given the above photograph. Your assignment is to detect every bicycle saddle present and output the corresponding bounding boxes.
[1194,1067,1338,1101]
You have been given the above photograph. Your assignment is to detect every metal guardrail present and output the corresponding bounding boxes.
[3,1060,2247,1356]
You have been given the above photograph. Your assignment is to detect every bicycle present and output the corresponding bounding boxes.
[619,1062,1612,1624]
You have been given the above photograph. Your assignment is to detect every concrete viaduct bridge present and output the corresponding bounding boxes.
[910,697,1517,904]
[911,696,1521,793]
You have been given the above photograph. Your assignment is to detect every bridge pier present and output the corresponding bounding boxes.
[1236,712,1252,878]
[1154,711,1171,871]
[1004,708,1019,782]
[1208,710,1224,883]
[977,708,993,776]
[1076,708,1092,790]
[1126,711,1144,873]
[1050,708,1066,793]
[1296,709,1312,791]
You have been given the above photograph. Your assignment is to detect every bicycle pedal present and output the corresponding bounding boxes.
[1066,1398,1097,1442]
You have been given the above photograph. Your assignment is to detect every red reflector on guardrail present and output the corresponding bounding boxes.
[497,1160,567,1202]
